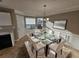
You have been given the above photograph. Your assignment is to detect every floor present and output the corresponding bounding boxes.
[0,35,29,58]
[0,33,79,58]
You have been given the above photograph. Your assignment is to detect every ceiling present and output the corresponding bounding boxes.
[0,0,79,17]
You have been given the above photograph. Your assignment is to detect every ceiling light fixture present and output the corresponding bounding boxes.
[43,4,46,18]
[43,4,49,21]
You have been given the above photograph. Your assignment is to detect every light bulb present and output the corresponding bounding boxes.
[46,18,49,21]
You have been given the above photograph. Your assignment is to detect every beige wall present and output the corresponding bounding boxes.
[48,10,79,35]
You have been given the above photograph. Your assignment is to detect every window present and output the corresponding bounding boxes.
[25,17,44,29]
[25,17,36,29]
[36,18,44,29]
[36,18,43,26]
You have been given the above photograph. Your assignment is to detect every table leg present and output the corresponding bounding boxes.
[45,45,48,57]
[61,49,62,55]
[55,53,57,58]
[36,50,38,58]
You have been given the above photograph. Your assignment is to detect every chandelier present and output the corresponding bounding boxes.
[43,4,49,21]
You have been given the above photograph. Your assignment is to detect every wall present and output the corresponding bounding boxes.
[48,10,79,35]
[16,15,26,39]
[0,7,18,40]
[0,12,12,26]
[0,12,13,33]
[70,34,79,50]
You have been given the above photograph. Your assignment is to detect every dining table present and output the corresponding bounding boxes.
[32,31,58,57]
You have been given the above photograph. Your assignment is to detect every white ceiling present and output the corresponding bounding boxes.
[0,0,79,17]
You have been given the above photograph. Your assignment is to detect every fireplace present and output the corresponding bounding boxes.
[0,33,13,50]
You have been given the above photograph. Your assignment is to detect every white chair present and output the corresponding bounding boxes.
[49,43,59,52]
[49,42,65,58]
[47,49,56,58]
[54,31,61,40]
[57,46,71,58]
[32,42,46,58]
[31,36,40,43]
[33,29,41,36]
[24,41,35,58]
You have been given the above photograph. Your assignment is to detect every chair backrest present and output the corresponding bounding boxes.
[56,41,65,51]
[24,41,35,58]
[54,31,61,39]
[56,41,66,58]
[47,49,56,58]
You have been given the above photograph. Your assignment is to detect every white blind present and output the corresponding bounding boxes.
[25,18,35,24]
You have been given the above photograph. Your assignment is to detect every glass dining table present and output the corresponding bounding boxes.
[33,31,57,56]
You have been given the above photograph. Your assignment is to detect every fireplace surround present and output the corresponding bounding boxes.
[0,32,14,50]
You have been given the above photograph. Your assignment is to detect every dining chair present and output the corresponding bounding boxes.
[49,41,65,58]
[54,31,61,40]
[57,46,71,58]
[32,41,46,58]
[30,36,40,43]
[47,49,56,58]
[24,41,35,58]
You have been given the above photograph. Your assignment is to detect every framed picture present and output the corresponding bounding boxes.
[53,20,67,30]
